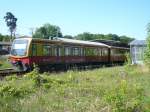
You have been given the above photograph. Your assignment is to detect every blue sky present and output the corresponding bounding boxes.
[0,0,150,39]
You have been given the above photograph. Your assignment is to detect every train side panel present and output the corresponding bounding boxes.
[27,40,110,67]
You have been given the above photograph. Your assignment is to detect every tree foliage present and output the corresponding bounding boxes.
[144,23,150,65]
[75,32,94,40]
[63,35,74,39]
[75,32,134,44]
[0,34,11,42]
[4,12,17,40]
[33,23,62,39]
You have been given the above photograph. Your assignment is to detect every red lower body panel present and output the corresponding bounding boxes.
[110,56,126,62]
[10,55,125,68]
[29,56,108,65]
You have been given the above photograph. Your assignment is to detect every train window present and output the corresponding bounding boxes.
[72,47,80,56]
[111,49,115,55]
[97,48,101,56]
[85,48,89,56]
[98,48,101,56]
[93,48,98,56]
[43,45,51,56]
[101,48,108,56]
[65,46,72,56]
[58,47,62,56]
[104,49,108,56]
[92,48,97,56]
[11,39,29,56]
[53,46,57,56]
[32,44,37,56]
[120,49,126,55]
[111,49,121,56]
[89,48,92,56]
[85,47,92,56]
[80,47,84,56]
[53,46,62,56]
[117,49,120,56]
[87,48,96,56]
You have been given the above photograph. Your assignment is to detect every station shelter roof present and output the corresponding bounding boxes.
[129,40,146,46]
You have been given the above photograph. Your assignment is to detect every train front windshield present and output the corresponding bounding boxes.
[11,39,28,56]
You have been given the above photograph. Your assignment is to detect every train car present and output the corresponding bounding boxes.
[9,37,128,71]
[91,39,129,64]
[109,46,128,64]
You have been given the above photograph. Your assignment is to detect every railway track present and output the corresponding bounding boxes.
[0,64,117,79]
[0,68,26,78]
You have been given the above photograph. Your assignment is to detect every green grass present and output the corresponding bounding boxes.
[0,65,150,112]
[0,55,12,69]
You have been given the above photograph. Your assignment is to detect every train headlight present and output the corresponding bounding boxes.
[17,59,20,61]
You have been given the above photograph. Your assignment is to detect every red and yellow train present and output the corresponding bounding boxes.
[10,37,129,71]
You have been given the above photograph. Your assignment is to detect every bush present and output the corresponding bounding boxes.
[0,66,149,112]
[104,80,145,112]
[0,84,33,98]
[5,75,18,81]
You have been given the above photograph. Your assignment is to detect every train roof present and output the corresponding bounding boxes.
[55,38,110,48]
[56,38,129,50]
[15,36,110,48]
[91,39,130,49]
[56,38,129,49]
[15,37,129,50]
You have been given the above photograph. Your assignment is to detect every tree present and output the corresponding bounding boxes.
[119,35,134,44]
[75,32,134,45]
[94,34,105,40]
[4,12,17,41]
[63,35,74,39]
[0,33,11,42]
[144,23,150,66]
[33,23,62,39]
[75,32,93,40]
[0,34,4,41]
